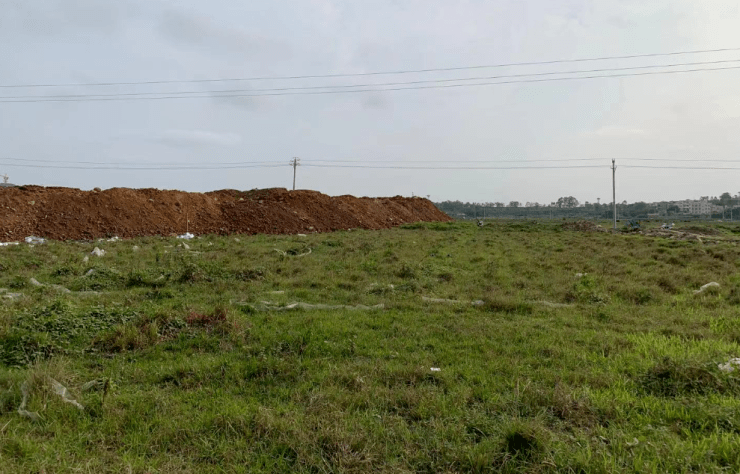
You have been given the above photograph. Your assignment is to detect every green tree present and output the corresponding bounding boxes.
[556,196,579,208]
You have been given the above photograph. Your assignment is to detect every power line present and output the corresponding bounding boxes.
[7,157,740,168]
[622,165,740,170]
[4,58,739,100]
[0,157,278,166]
[302,164,608,170]
[3,64,739,103]
[2,46,739,88]
[0,162,287,170]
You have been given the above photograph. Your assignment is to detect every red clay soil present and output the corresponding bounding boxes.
[0,186,452,241]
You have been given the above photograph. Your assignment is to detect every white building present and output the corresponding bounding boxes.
[673,197,723,215]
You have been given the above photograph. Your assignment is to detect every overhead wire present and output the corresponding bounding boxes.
[3,64,740,103]
[5,157,740,170]
[2,46,740,88]
[3,58,740,101]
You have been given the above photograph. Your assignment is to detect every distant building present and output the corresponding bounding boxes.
[649,196,722,215]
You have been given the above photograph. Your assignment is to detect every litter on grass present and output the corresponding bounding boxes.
[24,236,46,244]
[18,382,40,421]
[178,232,195,240]
[694,282,720,295]
[29,277,71,294]
[238,301,385,312]
[49,378,84,411]
[274,247,312,257]
[430,367,441,372]
[0,242,19,247]
[91,247,106,257]
[718,358,740,373]
[422,296,484,306]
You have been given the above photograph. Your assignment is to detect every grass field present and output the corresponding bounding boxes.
[2,220,740,473]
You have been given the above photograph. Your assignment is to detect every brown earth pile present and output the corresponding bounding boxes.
[0,186,451,241]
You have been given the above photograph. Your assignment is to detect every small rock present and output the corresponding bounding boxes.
[29,278,43,287]
[182,243,190,250]
[132,245,139,252]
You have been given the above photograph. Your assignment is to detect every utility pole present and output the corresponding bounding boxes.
[612,159,617,230]
[290,157,300,190]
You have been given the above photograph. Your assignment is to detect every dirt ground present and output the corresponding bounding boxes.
[0,186,452,240]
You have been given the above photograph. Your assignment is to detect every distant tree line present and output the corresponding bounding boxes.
[435,193,740,220]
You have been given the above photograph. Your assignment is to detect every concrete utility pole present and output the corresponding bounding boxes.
[612,159,617,230]
[290,157,300,190]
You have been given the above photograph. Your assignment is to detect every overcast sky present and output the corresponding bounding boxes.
[1,0,740,204]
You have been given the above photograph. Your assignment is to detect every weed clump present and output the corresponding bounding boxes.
[640,357,740,397]
[500,421,548,462]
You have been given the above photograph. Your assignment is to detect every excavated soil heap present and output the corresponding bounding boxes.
[0,186,451,240]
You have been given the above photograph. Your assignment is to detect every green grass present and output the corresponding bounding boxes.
[1,221,740,472]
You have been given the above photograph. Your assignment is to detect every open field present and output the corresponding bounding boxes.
[2,220,740,472]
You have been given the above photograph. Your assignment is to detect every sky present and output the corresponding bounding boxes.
[1,0,740,205]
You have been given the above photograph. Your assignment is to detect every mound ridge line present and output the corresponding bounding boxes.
[0,186,452,240]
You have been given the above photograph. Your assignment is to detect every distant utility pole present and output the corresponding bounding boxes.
[612,159,617,229]
[290,157,300,190]
[1,174,7,184]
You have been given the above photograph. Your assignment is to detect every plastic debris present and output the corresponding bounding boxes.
[297,234,307,237]
[0,242,19,247]
[178,232,195,240]
[718,358,740,373]
[85,269,95,277]
[91,247,106,257]
[1,288,22,299]
[18,382,41,421]
[24,236,46,244]
[422,296,484,306]
[29,278,72,294]
[106,236,120,242]
[82,255,89,263]
[238,301,384,312]
[274,247,312,257]
[430,367,441,372]
[694,282,720,295]
[575,273,588,278]
[181,243,190,250]
[49,378,84,410]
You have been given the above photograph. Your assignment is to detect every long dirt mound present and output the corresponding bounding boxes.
[0,186,451,240]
